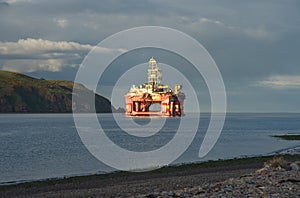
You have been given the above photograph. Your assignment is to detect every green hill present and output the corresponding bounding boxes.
[0,70,114,113]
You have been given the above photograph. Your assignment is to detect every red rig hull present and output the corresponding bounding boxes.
[124,58,185,117]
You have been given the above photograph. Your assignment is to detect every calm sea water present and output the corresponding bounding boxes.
[0,113,300,184]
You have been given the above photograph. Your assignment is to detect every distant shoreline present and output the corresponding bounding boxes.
[272,134,300,140]
[1,112,300,115]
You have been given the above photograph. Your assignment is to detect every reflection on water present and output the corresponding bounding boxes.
[0,113,299,184]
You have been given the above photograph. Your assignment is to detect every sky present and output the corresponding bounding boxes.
[0,0,299,112]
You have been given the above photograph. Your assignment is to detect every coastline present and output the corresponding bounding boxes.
[1,154,299,197]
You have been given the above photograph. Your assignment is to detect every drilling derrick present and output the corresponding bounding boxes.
[148,57,162,88]
[125,57,185,117]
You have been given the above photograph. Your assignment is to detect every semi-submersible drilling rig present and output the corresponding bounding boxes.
[125,57,185,117]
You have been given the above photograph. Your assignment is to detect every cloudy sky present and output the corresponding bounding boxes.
[0,0,299,112]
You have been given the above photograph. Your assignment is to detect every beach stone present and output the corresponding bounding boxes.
[173,190,182,196]
[256,168,268,174]
[212,183,222,191]
[160,191,168,196]
[140,160,300,198]
[168,191,174,197]
[290,163,299,171]
[223,187,232,193]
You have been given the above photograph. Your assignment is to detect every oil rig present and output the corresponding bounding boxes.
[125,57,185,117]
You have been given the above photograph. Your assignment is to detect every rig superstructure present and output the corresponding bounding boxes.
[125,57,185,117]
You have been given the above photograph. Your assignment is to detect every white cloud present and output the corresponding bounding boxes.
[178,17,273,42]
[3,0,33,4]
[228,25,274,41]
[0,38,94,55]
[258,75,300,89]
[2,59,67,72]
[185,17,224,28]
[0,38,127,72]
[243,26,272,40]
[177,16,226,36]
[54,18,68,28]
[199,17,223,25]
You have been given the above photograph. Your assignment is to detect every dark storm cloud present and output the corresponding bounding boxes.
[34,0,156,15]
[0,2,9,7]
[0,0,299,111]
[0,0,165,43]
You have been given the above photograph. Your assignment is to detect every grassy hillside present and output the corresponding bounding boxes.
[0,70,114,113]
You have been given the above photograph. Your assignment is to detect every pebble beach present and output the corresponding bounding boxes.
[1,155,299,197]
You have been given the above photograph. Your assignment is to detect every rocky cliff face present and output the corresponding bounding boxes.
[0,70,114,113]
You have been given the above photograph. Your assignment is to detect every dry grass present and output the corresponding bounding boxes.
[265,156,288,169]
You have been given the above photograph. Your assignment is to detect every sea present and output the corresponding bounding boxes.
[0,113,300,185]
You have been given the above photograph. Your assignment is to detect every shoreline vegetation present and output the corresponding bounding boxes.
[1,154,299,197]
[272,134,300,140]
[0,70,114,113]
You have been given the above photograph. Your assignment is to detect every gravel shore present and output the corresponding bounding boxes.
[0,155,299,197]
[141,160,300,197]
